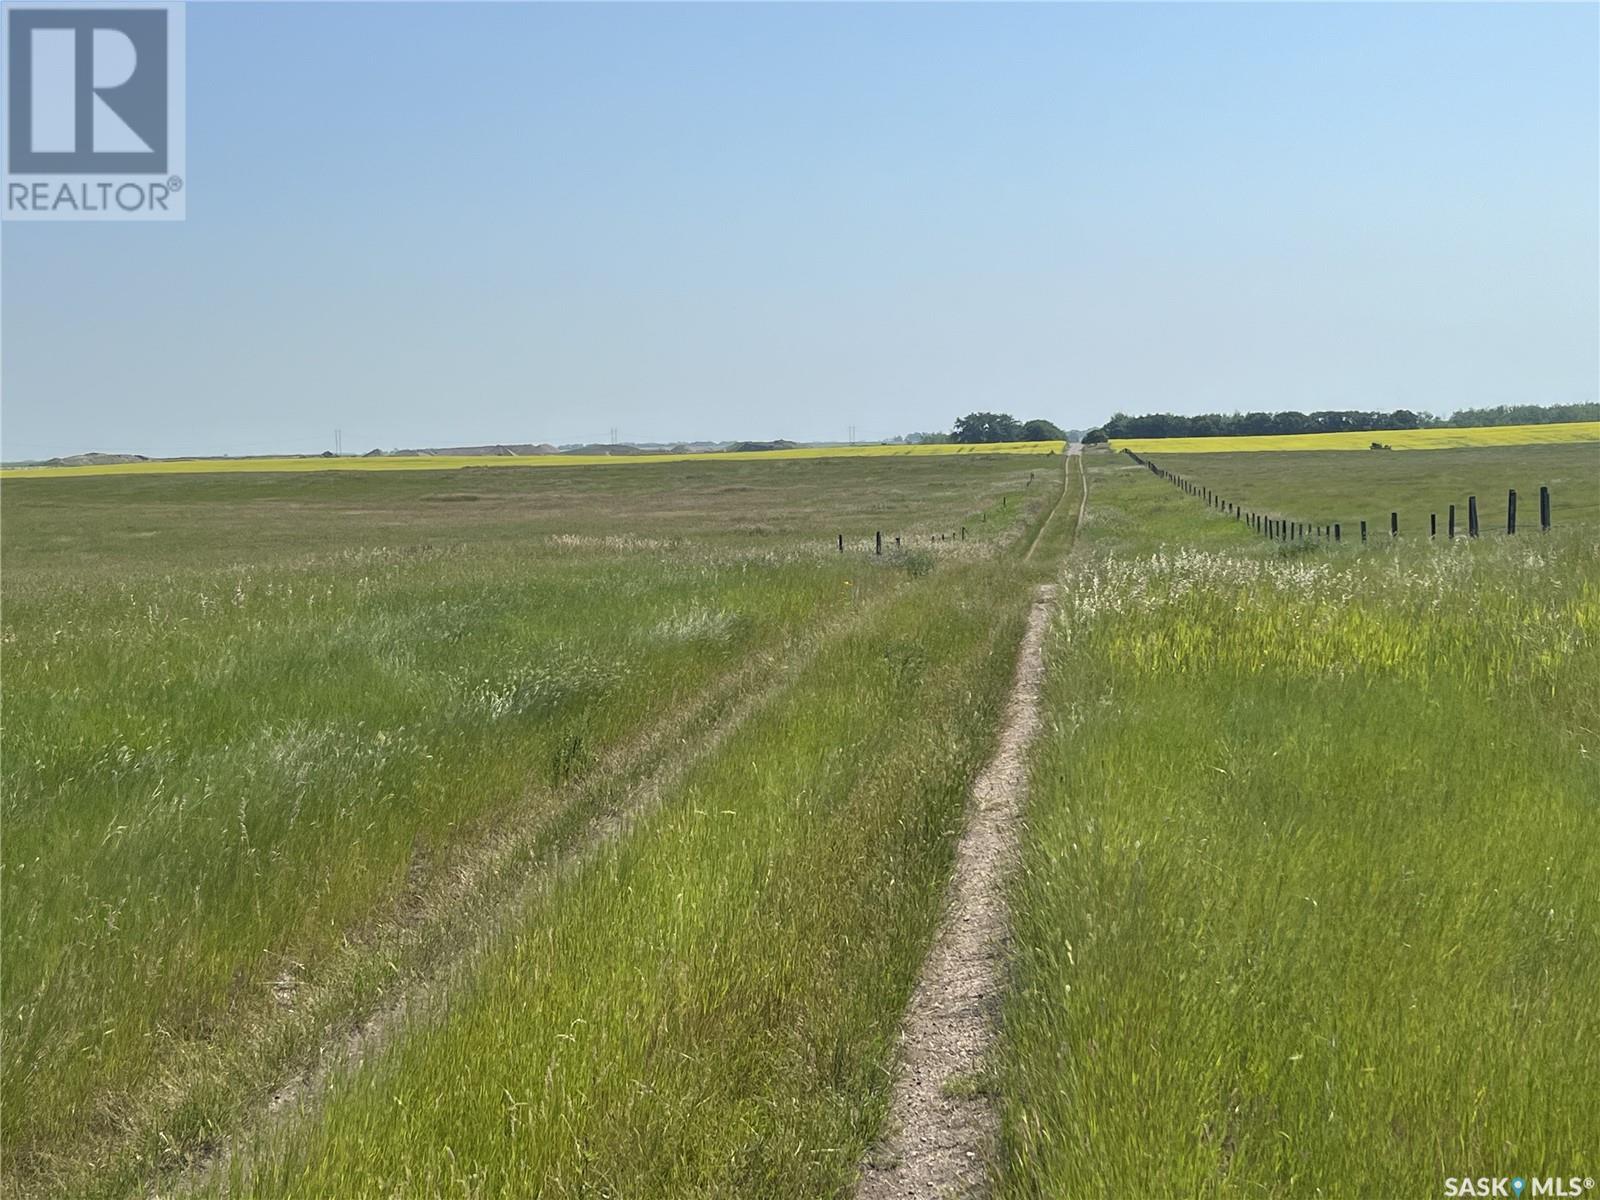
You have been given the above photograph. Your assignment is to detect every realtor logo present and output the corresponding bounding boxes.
[4,2,185,219]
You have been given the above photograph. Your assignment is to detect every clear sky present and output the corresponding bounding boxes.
[2,1,1596,459]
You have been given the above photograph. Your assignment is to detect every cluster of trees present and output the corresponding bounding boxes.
[952,413,1068,444]
[1084,402,1595,442]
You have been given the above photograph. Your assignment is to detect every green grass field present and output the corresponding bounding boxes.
[213,556,1032,1197]
[0,452,1069,1199]
[1138,442,1600,537]
[998,449,1600,1195]
[0,438,1065,480]
[6,440,1592,1198]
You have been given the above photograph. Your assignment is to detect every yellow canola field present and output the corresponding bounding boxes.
[1111,421,1599,455]
[2,439,1066,480]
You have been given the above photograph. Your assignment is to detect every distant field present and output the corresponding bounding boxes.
[1000,449,1600,1195]
[1,450,1071,1199]
[1111,420,1599,454]
[0,438,1065,480]
[1141,441,1600,535]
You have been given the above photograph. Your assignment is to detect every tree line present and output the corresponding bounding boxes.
[1088,402,1596,442]
[899,402,1594,447]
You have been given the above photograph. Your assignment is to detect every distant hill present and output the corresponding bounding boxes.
[43,452,152,467]
[16,437,853,469]
[556,443,662,456]
[385,443,558,457]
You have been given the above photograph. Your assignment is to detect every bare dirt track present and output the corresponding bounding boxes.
[857,445,1079,1200]
[857,585,1056,1200]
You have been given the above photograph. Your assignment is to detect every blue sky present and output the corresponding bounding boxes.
[3,1,1596,458]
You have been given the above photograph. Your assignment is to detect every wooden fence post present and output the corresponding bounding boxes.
[875,531,883,555]
[1391,512,1398,538]
[960,526,966,541]
[1360,520,1367,543]
[1507,489,1517,535]
[1334,523,1341,542]
[1430,513,1436,539]
[1540,486,1550,531]
[1449,504,1456,539]
[838,533,844,553]
[1468,496,1479,538]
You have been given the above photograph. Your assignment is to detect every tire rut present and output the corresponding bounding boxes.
[138,590,896,1200]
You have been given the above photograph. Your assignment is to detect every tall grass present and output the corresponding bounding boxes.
[1,452,1059,1196]
[2,542,847,1175]
[213,560,1032,1197]
[997,455,1600,1195]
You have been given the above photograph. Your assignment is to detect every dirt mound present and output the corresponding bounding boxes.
[43,452,151,467]
[387,443,558,457]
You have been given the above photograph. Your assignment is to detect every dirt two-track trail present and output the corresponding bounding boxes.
[111,449,1080,1200]
[857,445,1080,1199]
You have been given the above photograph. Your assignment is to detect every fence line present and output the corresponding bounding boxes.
[1117,448,1552,544]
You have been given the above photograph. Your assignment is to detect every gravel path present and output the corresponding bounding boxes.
[856,579,1058,1199]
